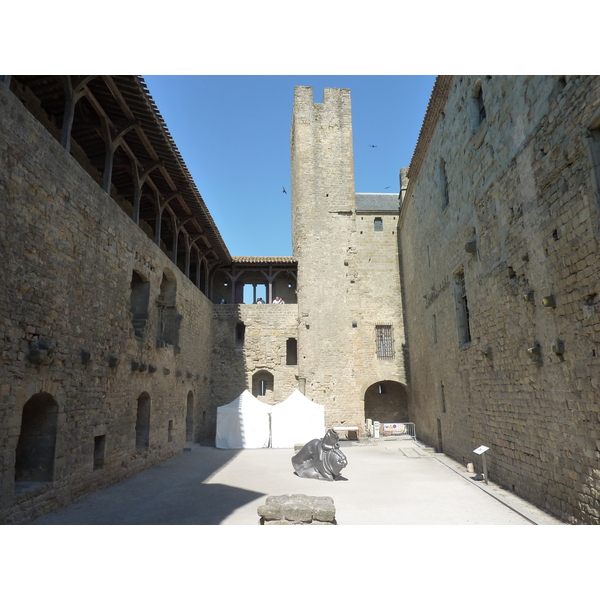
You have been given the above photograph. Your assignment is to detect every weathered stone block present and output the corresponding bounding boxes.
[258,494,336,525]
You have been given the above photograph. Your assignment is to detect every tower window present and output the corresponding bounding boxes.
[374,217,383,231]
[375,325,394,359]
[235,322,246,346]
[286,338,298,365]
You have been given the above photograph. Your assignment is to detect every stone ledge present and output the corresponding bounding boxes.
[258,494,337,525]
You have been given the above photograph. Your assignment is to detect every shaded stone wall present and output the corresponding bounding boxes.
[210,304,299,426]
[0,84,214,523]
[399,75,600,524]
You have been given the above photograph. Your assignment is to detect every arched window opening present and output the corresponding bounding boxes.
[186,391,194,442]
[199,258,208,295]
[130,270,150,339]
[286,338,298,365]
[364,381,408,425]
[135,392,151,450]
[252,370,274,399]
[243,283,268,304]
[15,392,58,487]
[157,270,181,352]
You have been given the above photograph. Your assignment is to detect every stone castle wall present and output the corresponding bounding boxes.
[291,87,406,429]
[0,83,214,523]
[354,209,407,388]
[210,304,299,427]
[400,75,600,524]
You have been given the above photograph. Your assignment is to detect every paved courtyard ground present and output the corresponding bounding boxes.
[30,438,564,525]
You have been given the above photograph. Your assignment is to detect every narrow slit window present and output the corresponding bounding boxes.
[476,86,486,124]
[440,158,449,208]
[454,269,472,345]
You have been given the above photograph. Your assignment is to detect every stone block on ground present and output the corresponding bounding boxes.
[258,494,336,525]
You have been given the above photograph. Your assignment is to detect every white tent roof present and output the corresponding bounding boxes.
[270,390,325,449]
[216,390,272,449]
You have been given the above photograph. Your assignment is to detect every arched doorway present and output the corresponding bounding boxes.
[364,380,408,424]
[186,391,194,442]
[135,392,151,450]
[15,392,58,485]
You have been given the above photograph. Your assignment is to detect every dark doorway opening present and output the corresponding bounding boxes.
[15,392,58,492]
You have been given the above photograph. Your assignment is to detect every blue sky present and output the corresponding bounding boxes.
[142,75,437,258]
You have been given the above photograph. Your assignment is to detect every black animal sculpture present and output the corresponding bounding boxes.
[291,429,348,481]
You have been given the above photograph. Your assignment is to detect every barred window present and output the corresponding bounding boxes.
[375,325,394,359]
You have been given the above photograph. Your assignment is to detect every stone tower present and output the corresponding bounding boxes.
[291,86,407,430]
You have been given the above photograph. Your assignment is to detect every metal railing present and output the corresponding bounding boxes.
[380,422,416,441]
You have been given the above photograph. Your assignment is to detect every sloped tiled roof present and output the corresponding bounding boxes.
[231,257,297,265]
[355,193,400,213]
[407,76,454,185]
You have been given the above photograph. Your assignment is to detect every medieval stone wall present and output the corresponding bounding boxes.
[210,304,299,423]
[291,87,406,430]
[354,209,407,400]
[399,75,600,524]
[0,83,214,523]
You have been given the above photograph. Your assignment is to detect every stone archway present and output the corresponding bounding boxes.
[15,392,59,485]
[364,380,408,424]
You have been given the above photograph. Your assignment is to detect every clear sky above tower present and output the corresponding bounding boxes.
[142,75,437,258]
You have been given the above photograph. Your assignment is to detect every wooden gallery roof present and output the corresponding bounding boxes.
[8,75,231,268]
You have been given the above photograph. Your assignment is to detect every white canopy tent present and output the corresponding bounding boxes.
[270,390,325,449]
[216,390,272,449]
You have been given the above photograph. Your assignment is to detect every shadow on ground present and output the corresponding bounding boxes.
[31,447,265,525]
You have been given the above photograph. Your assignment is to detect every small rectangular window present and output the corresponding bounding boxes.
[286,338,298,365]
[374,217,383,231]
[235,322,245,346]
[375,325,394,359]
